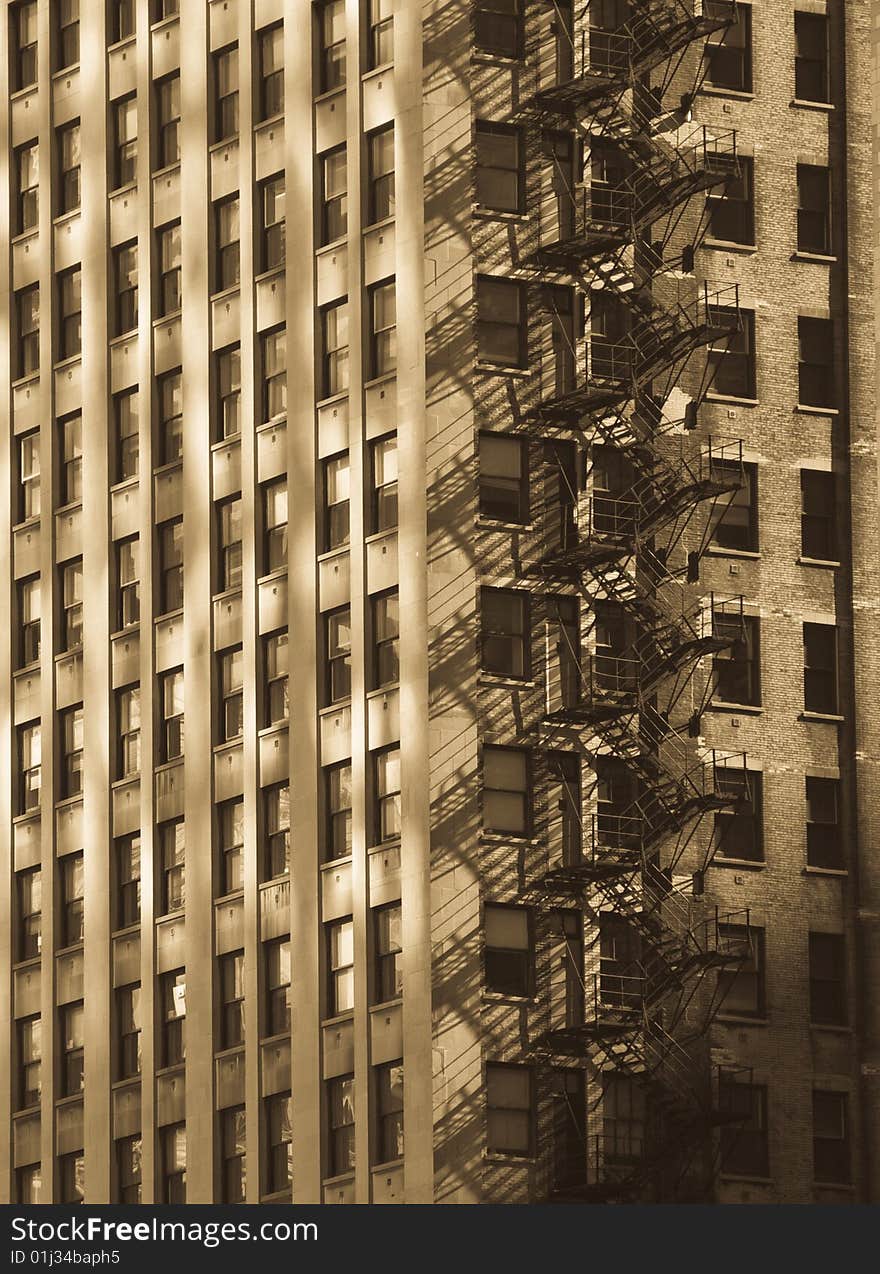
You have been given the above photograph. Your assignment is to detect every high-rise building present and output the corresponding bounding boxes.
[0,0,877,1207]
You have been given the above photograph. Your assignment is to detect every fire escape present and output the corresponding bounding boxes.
[513,2,755,1200]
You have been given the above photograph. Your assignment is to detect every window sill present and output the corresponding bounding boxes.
[704,394,759,407]
[709,702,763,715]
[364,370,397,393]
[699,86,755,101]
[367,834,402,856]
[366,684,400,701]
[12,812,41,830]
[370,996,403,1013]
[792,251,837,265]
[471,52,524,69]
[363,62,395,83]
[210,282,241,306]
[150,15,179,35]
[364,214,395,234]
[321,1010,355,1030]
[10,84,38,102]
[716,1014,769,1027]
[55,1092,86,1111]
[791,99,835,113]
[56,941,84,958]
[321,854,353,872]
[214,1044,245,1062]
[479,673,534,689]
[112,1075,141,1093]
[365,527,398,546]
[316,389,349,411]
[113,774,139,790]
[799,712,844,724]
[480,831,534,845]
[110,623,140,643]
[704,546,760,560]
[712,856,765,871]
[108,35,136,54]
[15,656,41,676]
[475,363,530,378]
[809,1022,852,1035]
[215,887,245,906]
[703,239,756,254]
[111,922,140,941]
[257,565,288,587]
[152,160,181,182]
[320,699,352,716]
[12,1105,41,1120]
[109,329,137,349]
[55,793,83,813]
[317,545,350,565]
[154,607,184,626]
[12,226,39,247]
[54,352,82,375]
[155,1063,185,1080]
[109,179,138,200]
[110,474,139,497]
[316,236,347,257]
[154,307,182,327]
[55,497,83,518]
[255,111,285,132]
[323,1171,355,1188]
[55,644,83,661]
[472,205,527,223]
[212,584,242,606]
[153,459,183,479]
[209,135,240,156]
[476,517,535,533]
[804,865,847,878]
[483,990,536,1006]
[53,63,81,83]
[260,719,289,737]
[484,1151,534,1164]
[12,370,40,392]
[156,908,185,924]
[13,515,41,535]
[155,753,183,771]
[372,1156,404,1172]
[813,1180,855,1191]
[799,556,841,569]
[12,956,41,974]
[795,404,839,418]
[313,85,346,107]
[719,1174,774,1186]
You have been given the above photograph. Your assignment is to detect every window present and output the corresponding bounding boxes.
[713,612,760,706]
[319,1,346,93]
[709,460,758,552]
[477,277,526,367]
[156,74,181,168]
[800,470,837,561]
[325,607,352,704]
[795,11,829,103]
[704,1,752,92]
[368,0,393,68]
[160,968,186,1064]
[715,768,763,862]
[219,647,244,741]
[59,412,83,505]
[215,197,240,291]
[112,95,137,190]
[483,746,529,834]
[17,1015,41,1109]
[263,481,288,576]
[158,369,183,464]
[323,452,350,550]
[265,937,291,1035]
[707,156,754,245]
[13,2,38,91]
[708,308,755,399]
[486,1063,533,1155]
[261,328,287,423]
[17,429,41,519]
[257,23,284,120]
[370,435,398,533]
[265,1093,292,1194]
[264,632,289,726]
[320,148,347,245]
[60,707,84,800]
[61,1001,84,1096]
[367,126,395,223]
[216,345,241,440]
[475,122,523,213]
[481,588,529,678]
[264,784,290,880]
[16,1164,42,1205]
[803,623,838,715]
[115,536,140,630]
[797,164,831,255]
[158,518,184,612]
[58,268,82,358]
[809,932,847,1025]
[214,44,239,142]
[17,725,41,817]
[111,0,136,43]
[16,285,40,378]
[59,1152,84,1204]
[326,762,352,860]
[475,0,522,60]
[16,866,41,960]
[56,0,79,69]
[114,242,138,335]
[372,591,399,689]
[813,1091,850,1184]
[806,776,842,871]
[798,317,835,409]
[219,798,244,896]
[374,902,402,1003]
[327,918,354,1016]
[159,820,185,914]
[116,685,141,778]
[321,300,349,397]
[327,1075,355,1176]
[114,832,141,929]
[719,1080,768,1177]
[57,121,81,214]
[17,576,41,668]
[157,222,181,316]
[374,746,401,844]
[15,141,39,234]
[160,1123,186,1203]
[220,950,245,1048]
[160,667,184,762]
[116,1135,142,1204]
[61,559,83,649]
[376,1061,403,1163]
[218,497,243,592]
[114,388,139,482]
[260,174,286,270]
[717,925,764,1017]
[116,983,141,1078]
[485,904,532,997]
[369,280,397,378]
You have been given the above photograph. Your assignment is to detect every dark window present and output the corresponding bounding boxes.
[803,622,838,715]
[61,1001,84,1096]
[797,164,831,255]
[715,768,763,862]
[368,0,393,69]
[326,761,352,860]
[704,1,752,93]
[485,903,532,997]
[16,285,40,378]
[475,0,522,60]
[156,74,181,168]
[374,902,402,1003]
[323,452,350,550]
[709,460,758,552]
[157,222,181,315]
[221,1107,246,1203]
[61,558,83,649]
[327,1074,355,1176]
[320,148,347,245]
[483,746,529,834]
[13,2,38,91]
[158,518,184,613]
[265,937,291,1035]
[116,684,141,778]
[219,798,244,896]
[261,327,287,422]
[112,95,137,189]
[215,344,241,440]
[59,413,83,505]
[319,1,346,93]
[59,1152,84,1203]
[372,591,399,689]
[59,706,84,800]
[713,612,760,706]
[369,279,396,378]
[806,776,842,871]
[160,667,184,761]
[481,588,529,678]
[114,832,141,930]
[116,1134,142,1204]
[17,575,41,668]
[215,196,240,291]
[217,496,243,592]
[257,23,284,120]
[15,140,39,234]
[219,646,244,741]
[16,865,41,960]
[264,784,290,880]
[55,0,79,70]
[264,479,288,574]
[707,156,754,245]
[813,1091,850,1184]
[111,0,136,43]
[115,982,141,1079]
[220,950,245,1048]
[264,630,289,725]
[367,125,395,224]
[158,369,183,464]
[801,470,837,561]
[718,925,764,1017]
[477,276,526,368]
[213,44,239,143]
[370,434,398,533]
[265,1093,292,1194]
[57,121,81,214]
[798,316,835,409]
[114,242,138,335]
[374,746,401,844]
[114,387,140,482]
[486,1063,533,1155]
[719,1080,768,1177]
[476,122,522,213]
[809,932,847,1025]
[158,820,185,914]
[327,917,354,1015]
[795,11,829,103]
[321,300,349,398]
[17,429,41,520]
[376,1061,404,1163]
[260,174,286,270]
[325,607,352,704]
[160,968,186,1064]
[17,1015,41,1110]
[115,535,140,630]
[153,0,180,23]
[58,267,83,358]
[708,308,755,399]
[16,1164,42,1204]
[159,1123,186,1204]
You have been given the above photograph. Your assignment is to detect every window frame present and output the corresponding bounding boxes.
[475,121,523,214]
[219,645,244,742]
[217,495,243,593]
[158,820,185,916]
[808,931,847,1026]
[369,278,397,379]
[115,981,142,1080]
[114,240,139,336]
[373,901,402,1004]
[15,139,39,235]
[797,316,835,410]
[115,534,140,631]
[158,516,184,613]
[325,761,352,861]
[57,267,83,359]
[218,797,244,897]
[482,745,530,836]
[60,557,83,650]
[484,902,533,998]
[113,387,140,483]
[264,937,291,1036]
[263,783,291,880]
[327,917,354,1017]
[318,0,346,94]
[481,586,530,679]
[795,11,829,104]
[160,666,184,762]
[214,194,241,292]
[59,705,84,801]
[714,767,763,863]
[213,43,239,144]
[256,22,284,122]
[475,0,523,61]
[320,299,350,398]
[367,125,395,225]
[320,147,347,246]
[476,275,527,369]
[219,949,245,1049]
[803,622,839,715]
[264,630,289,727]
[717,924,765,1019]
[371,590,400,690]
[160,967,186,1065]
[323,451,351,551]
[112,94,137,191]
[56,119,81,215]
[325,606,352,705]
[116,684,141,779]
[486,1062,534,1156]
[709,459,758,553]
[114,831,141,931]
[370,434,398,533]
[157,368,183,465]
[16,284,40,379]
[373,745,401,845]
[703,1,753,94]
[155,73,181,169]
